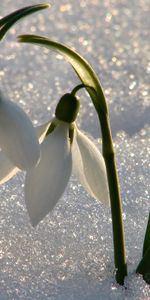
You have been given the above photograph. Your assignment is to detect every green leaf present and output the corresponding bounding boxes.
[17,34,108,114]
[136,213,150,284]
[143,212,150,257]
[136,245,150,283]
[0,4,50,40]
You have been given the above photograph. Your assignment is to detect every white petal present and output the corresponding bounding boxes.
[35,121,51,144]
[72,128,110,205]
[0,150,18,184]
[25,123,72,226]
[72,136,94,197]
[0,93,40,170]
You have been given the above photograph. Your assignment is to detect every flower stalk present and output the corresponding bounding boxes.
[74,85,127,284]
[99,111,127,284]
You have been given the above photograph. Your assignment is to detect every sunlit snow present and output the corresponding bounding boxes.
[0,0,150,299]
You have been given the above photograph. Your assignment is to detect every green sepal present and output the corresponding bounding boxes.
[0,4,50,40]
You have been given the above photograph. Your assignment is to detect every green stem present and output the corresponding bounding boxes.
[71,84,86,95]
[72,84,127,284]
[71,84,95,96]
[98,110,127,285]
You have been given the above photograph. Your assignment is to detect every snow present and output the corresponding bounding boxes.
[0,0,150,299]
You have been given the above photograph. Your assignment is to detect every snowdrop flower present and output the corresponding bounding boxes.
[0,91,40,170]
[25,93,110,226]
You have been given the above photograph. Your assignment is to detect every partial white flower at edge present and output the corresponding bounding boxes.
[0,122,50,185]
[0,92,40,170]
[25,121,110,226]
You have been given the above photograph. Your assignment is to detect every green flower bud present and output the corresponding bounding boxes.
[55,93,80,123]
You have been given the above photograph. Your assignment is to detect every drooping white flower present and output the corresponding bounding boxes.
[0,121,50,185]
[0,91,40,170]
[0,91,110,226]
[25,120,110,226]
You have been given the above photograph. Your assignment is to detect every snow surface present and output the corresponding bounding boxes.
[0,0,150,299]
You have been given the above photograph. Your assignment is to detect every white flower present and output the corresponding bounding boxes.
[0,122,50,185]
[0,92,40,170]
[25,120,110,226]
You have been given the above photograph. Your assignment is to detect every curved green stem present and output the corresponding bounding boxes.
[72,83,127,284]
[71,84,95,96]
[71,84,86,95]
[72,84,127,284]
